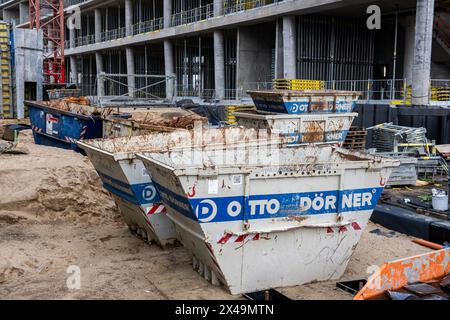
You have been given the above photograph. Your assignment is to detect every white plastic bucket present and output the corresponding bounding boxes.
[432,193,449,211]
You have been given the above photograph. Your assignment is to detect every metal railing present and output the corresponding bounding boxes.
[65,0,286,49]
[324,79,407,102]
[75,34,95,47]
[132,17,164,35]
[68,18,163,48]
[175,82,273,101]
[101,27,126,42]
[170,4,214,27]
[64,0,88,8]
[223,0,283,15]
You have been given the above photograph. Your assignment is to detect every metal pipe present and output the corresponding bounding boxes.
[392,10,399,100]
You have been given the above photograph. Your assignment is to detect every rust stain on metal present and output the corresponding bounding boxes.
[303,120,325,142]
[286,215,309,222]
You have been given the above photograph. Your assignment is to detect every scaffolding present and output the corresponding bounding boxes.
[29,0,65,84]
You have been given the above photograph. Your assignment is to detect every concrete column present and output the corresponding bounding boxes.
[214,30,225,100]
[275,18,284,79]
[411,0,435,105]
[213,0,223,16]
[70,56,78,85]
[19,3,29,24]
[163,0,172,28]
[125,0,133,36]
[126,47,135,97]
[282,15,297,79]
[95,52,105,97]
[164,39,175,100]
[69,27,76,49]
[402,16,415,86]
[95,8,102,43]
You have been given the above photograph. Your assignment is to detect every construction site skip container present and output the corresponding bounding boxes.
[247,90,360,114]
[234,111,357,145]
[77,109,206,247]
[102,108,206,138]
[136,128,399,294]
[26,100,103,152]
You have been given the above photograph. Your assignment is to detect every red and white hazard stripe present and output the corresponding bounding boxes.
[217,232,260,244]
[146,203,166,216]
[32,125,43,133]
[65,136,77,144]
[326,222,361,234]
[79,126,87,139]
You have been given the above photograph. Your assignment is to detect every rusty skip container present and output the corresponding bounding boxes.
[77,109,206,247]
[103,107,206,138]
[136,130,399,294]
[234,111,357,145]
[77,134,184,247]
[247,90,360,114]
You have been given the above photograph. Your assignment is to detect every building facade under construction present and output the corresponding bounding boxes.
[0,0,448,113]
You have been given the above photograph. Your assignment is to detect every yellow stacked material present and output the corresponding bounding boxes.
[226,105,255,125]
[273,79,325,90]
[398,85,412,105]
[431,86,450,102]
[0,22,12,118]
[399,84,450,103]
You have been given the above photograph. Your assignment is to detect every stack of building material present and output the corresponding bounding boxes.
[225,104,255,125]
[431,86,450,102]
[343,126,367,150]
[369,123,449,182]
[273,79,325,90]
[368,123,428,153]
[0,22,12,118]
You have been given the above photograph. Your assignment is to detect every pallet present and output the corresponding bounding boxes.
[343,126,367,150]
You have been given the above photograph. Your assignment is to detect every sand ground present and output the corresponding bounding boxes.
[0,129,430,299]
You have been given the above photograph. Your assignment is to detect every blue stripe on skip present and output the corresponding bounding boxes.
[152,180,384,223]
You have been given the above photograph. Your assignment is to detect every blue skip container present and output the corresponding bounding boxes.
[26,100,103,152]
[247,90,361,114]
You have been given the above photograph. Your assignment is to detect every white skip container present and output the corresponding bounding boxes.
[234,111,357,145]
[78,134,185,247]
[77,125,275,247]
[136,134,399,294]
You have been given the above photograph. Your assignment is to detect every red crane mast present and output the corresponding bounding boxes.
[29,0,65,84]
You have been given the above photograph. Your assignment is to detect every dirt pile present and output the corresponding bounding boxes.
[0,129,119,224]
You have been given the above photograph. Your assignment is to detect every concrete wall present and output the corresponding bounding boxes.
[237,24,275,90]
[13,27,43,118]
